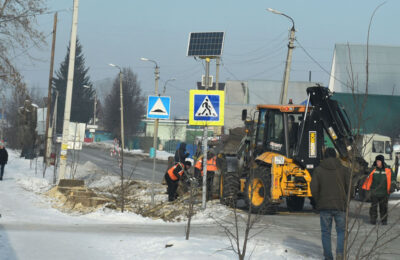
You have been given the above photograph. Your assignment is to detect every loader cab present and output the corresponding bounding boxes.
[253,104,324,170]
[254,105,302,157]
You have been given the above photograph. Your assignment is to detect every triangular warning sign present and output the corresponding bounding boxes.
[149,98,168,115]
[195,96,218,117]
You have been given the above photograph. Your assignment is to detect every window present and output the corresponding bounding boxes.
[372,140,384,153]
[255,110,266,147]
[385,141,392,154]
[265,110,284,152]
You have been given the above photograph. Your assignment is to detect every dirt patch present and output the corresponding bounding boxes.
[92,179,207,222]
[45,178,208,221]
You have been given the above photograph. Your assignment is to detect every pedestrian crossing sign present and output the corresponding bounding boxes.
[189,90,224,126]
[147,96,171,119]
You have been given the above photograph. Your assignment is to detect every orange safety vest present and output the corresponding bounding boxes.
[167,163,184,181]
[196,156,217,176]
[362,168,392,194]
[195,158,203,171]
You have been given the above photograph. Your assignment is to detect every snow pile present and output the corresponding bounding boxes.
[84,206,166,224]
[83,140,174,161]
[16,176,51,193]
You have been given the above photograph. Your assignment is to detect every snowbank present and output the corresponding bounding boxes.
[84,141,174,161]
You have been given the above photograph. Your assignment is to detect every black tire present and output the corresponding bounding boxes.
[244,166,276,214]
[286,196,305,211]
[219,158,240,207]
[219,172,240,207]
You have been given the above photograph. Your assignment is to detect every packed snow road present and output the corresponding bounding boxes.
[68,145,169,183]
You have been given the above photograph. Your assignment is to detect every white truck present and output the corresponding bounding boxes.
[356,134,399,184]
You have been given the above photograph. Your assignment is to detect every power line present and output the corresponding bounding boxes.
[295,39,349,87]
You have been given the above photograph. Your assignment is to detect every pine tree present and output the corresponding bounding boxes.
[104,68,145,138]
[53,39,94,132]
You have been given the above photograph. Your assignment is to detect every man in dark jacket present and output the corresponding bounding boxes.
[362,154,396,225]
[311,148,350,260]
[174,142,189,164]
[165,161,192,202]
[0,143,8,181]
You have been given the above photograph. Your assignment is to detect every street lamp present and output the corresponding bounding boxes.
[162,78,176,95]
[109,63,125,210]
[267,8,296,105]
[83,85,97,142]
[140,57,159,205]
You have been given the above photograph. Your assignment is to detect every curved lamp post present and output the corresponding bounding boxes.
[162,78,176,95]
[140,57,160,205]
[109,63,126,211]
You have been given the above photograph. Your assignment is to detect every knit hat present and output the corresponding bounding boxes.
[374,154,385,166]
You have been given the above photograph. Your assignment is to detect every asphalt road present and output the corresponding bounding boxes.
[68,146,169,183]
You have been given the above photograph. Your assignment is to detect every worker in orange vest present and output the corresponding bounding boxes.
[362,155,396,225]
[194,149,218,200]
[165,161,192,202]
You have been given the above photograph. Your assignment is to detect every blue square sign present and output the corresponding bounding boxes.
[193,94,220,121]
[189,90,224,126]
[147,96,170,119]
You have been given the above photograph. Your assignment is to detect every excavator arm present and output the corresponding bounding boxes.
[306,86,354,158]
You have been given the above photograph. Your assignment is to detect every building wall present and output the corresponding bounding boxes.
[329,44,400,96]
[223,80,317,133]
[145,119,187,145]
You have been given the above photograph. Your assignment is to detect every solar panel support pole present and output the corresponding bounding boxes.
[202,57,210,209]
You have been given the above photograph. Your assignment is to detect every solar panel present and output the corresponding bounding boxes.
[187,32,225,57]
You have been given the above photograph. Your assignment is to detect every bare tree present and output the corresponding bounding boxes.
[335,3,400,259]
[0,0,47,88]
[215,167,265,260]
[104,68,145,139]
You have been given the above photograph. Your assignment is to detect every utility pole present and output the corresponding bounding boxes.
[267,8,296,105]
[93,91,96,142]
[44,12,58,165]
[52,89,59,184]
[151,65,160,205]
[59,0,80,180]
[280,26,295,105]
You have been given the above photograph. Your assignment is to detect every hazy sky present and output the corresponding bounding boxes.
[16,0,400,117]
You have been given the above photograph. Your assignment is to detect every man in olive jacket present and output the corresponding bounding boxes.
[311,148,351,260]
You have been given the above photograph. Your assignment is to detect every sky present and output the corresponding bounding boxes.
[15,0,400,117]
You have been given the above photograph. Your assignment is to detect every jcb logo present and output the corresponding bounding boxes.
[309,131,317,158]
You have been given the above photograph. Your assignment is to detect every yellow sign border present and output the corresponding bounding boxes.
[189,89,225,126]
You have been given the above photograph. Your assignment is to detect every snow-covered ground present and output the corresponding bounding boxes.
[83,141,175,161]
[0,149,319,259]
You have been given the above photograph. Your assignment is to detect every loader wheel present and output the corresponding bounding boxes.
[245,166,276,214]
[219,171,240,207]
[286,196,305,211]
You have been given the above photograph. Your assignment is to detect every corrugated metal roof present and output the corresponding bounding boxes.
[329,44,400,95]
